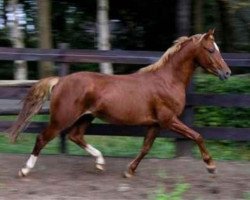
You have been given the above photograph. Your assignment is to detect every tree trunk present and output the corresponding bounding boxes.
[97,0,113,74]
[176,0,191,37]
[216,0,234,51]
[193,0,204,33]
[7,0,27,80]
[175,0,193,157]
[37,0,53,78]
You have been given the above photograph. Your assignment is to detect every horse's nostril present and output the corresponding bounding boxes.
[226,71,231,76]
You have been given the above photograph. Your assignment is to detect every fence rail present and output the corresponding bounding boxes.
[0,47,250,65]
[1,47,250,155]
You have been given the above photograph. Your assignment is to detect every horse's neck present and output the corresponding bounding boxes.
[157,45,196,88]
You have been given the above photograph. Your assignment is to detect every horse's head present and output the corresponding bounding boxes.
[195,29,231,80]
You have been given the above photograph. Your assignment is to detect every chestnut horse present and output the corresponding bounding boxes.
[8,30,231,178]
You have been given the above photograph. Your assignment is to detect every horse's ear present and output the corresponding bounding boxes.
[199,29,215,43]
[208,29,215,35]
[204,29,215,39]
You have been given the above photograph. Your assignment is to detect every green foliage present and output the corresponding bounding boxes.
[193,140,250,160]
[52,1,96,49]
[151,183,190,200]
[195,73,250,94]
[69,63,99,73]
[194,73,250,127]
[195,107,250,127]
[244,191,250,200]
[193,73,250,161]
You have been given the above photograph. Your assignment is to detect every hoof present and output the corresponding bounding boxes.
[206,165,217,174]
[96,164,105,171]
[123,171,134,178]
[18,169,27,177]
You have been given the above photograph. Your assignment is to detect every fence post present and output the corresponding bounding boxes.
[58,43,69,154]
[175,80,194,157]
[58,43,69,76]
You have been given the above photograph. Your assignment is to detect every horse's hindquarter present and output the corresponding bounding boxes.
[49,72,99,127]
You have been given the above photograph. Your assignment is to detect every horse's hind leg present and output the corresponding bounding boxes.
[19,124,60,177]
[68,115,105,171]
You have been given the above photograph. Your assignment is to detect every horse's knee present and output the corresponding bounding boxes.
[194,134,204,144]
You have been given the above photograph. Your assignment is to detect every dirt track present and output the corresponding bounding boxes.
[0,154,249,200]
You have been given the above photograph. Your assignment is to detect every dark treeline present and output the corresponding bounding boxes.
[0,0,250,78]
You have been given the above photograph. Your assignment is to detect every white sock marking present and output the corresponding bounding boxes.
[19,155,38,176]
[26,155,38,169]
[85,144,105,165]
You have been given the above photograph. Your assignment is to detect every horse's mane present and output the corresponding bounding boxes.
[138,34,202,73]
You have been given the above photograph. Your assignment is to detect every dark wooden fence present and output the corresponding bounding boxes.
[1,47,250,155]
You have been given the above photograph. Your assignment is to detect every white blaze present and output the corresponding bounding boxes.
[214,42,220,52]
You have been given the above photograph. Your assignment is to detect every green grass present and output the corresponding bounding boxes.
[1,133,249,161]
[244,191,250,200]
[0,114,49,122]
[69,136,175,158]
[0,134,59,154]
[150,182,190,200]
[0,133,175,158]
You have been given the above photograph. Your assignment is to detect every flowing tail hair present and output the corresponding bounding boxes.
[8,77,60,143]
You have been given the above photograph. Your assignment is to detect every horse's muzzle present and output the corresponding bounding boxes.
[218,69,231,80]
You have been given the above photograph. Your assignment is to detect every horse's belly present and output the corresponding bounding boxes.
[97,114,157,126]
[93,99,157,125]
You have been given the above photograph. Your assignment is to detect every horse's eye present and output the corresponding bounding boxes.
[204,47,215,54]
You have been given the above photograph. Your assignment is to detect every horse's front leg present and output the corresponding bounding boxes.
[166,116,216,174]
[124,126,159,178]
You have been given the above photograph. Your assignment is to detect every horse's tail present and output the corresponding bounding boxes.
[8,77,60,143]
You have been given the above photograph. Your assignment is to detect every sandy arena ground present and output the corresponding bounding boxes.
[0,154,249,200]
